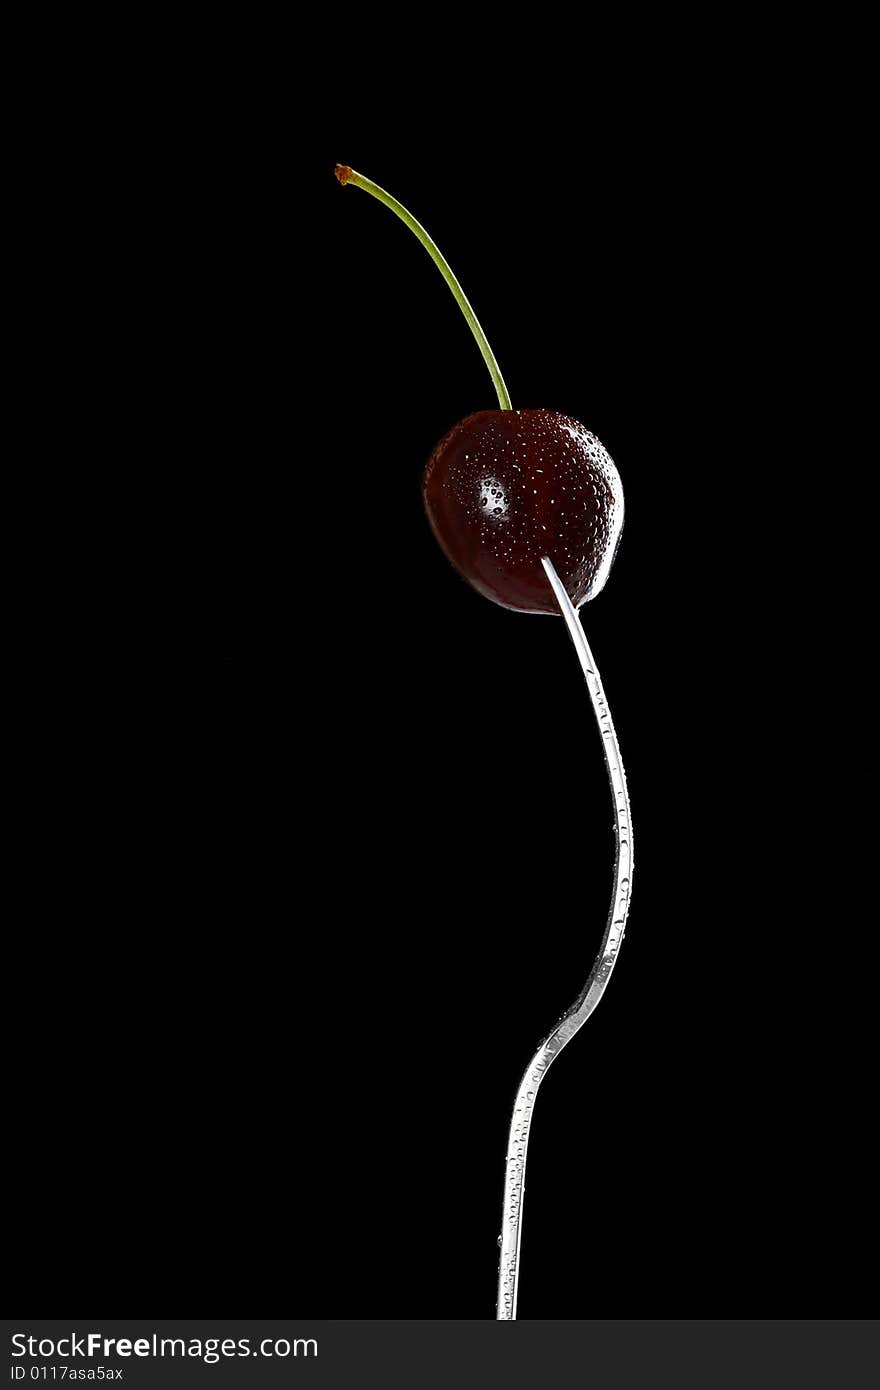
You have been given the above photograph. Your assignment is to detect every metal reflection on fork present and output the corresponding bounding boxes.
[496,556,633,1321]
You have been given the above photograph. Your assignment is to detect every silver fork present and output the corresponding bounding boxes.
[496,556,634,1320]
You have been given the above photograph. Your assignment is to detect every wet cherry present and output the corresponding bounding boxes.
[423,408,623,615]
[335,163,625,617]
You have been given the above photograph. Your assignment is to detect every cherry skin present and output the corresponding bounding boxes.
[423,408,624,615]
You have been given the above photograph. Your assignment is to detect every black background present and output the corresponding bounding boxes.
[10,83,868,1321]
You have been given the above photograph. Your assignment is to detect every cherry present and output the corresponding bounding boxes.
[335,163,623,616]
[423,408,623,614]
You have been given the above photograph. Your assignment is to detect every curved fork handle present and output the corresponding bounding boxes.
[495,557,633,1320]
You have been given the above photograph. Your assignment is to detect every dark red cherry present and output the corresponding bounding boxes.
[422,408,624,615]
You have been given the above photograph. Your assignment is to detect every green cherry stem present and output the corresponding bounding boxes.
[335,164,512,411]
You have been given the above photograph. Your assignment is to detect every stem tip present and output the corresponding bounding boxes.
[335,164,353,186]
